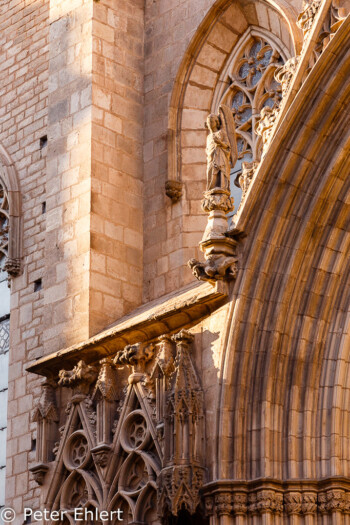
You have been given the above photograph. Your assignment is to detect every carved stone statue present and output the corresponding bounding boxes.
[205,106,237,192]
[188,105,243,283]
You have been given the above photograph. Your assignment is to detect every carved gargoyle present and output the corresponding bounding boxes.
[58,360,98,395]
[188,254,237,283]
[114,342,155,380]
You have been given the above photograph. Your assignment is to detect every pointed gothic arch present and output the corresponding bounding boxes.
[0,144,22,277]
[166,0,302,194]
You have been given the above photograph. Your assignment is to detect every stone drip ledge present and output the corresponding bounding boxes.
[27,280,229,377]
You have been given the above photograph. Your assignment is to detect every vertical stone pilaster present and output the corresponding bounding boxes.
[44,0,145,353]
[45,0,93,352]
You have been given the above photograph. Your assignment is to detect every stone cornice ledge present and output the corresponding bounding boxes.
[27,280,229,377]
[202,477,350,494]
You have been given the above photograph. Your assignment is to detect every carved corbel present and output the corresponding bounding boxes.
[30,379,59,485]
[165,180,183,202]
[4,257,21,278]
[158,329,206,516]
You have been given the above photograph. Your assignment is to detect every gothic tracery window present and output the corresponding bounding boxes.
[0,178,9,275]
[216,32,287,212]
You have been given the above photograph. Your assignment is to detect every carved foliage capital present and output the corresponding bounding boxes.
[249,490,283,515]
[284,492,302,515]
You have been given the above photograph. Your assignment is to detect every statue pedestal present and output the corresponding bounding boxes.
[188,188,241,283]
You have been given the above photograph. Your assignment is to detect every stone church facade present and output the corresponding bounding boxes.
[0,0,349,523]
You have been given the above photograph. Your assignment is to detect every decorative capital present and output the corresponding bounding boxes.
[284,492,302,515]
[232,493,248,515]
[301,492,317,515]
[165,180,183,202]
[249,490,283,515]
[215,492,233,516]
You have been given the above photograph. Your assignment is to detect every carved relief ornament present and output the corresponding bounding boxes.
[32,331,206,523]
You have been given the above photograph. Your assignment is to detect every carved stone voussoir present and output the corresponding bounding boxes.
[165,180,183,202]
[274,56,300,98]
[255,106,279,158]
[297,0,322,37]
